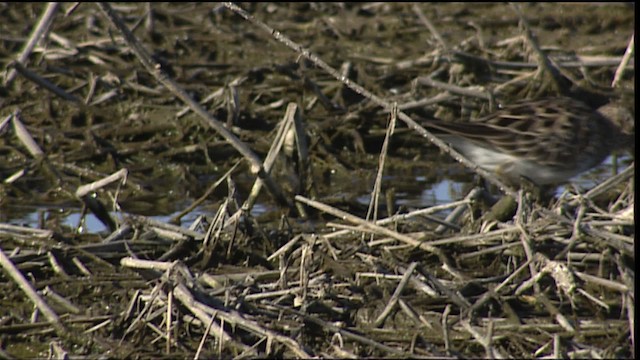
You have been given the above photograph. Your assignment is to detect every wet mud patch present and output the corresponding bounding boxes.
[0,3,634,358]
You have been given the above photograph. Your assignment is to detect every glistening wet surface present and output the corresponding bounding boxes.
[0,3,634,358]
[4,153,631,234]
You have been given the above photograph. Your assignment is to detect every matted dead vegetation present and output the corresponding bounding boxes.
[0,3,635,359]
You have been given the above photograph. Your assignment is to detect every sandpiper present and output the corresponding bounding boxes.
[423,97,634,185]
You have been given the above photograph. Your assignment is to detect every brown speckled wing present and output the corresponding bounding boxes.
[425,97,616,168]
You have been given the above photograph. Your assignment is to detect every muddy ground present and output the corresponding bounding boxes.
[0,3,635,359]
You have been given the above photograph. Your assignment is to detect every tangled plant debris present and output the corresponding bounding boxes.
[0,3,634,358]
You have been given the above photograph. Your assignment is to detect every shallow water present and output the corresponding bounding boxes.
[4,154,630,234]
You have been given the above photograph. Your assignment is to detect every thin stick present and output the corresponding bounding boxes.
[612,33,634,88]
[412,4,450,53]
[9,62,87,108]
[373,262,417,327]
[75,168,128,197]
[194,313,217,360]
[418,76,492,100]
[571,163,634,205]
[12,111,44,157]
[166,289,172,354]
[244,103,298,212]
[366,103,396,223]
[170,161,241,223]
[0,248,66,336]
[3,2,60,86]
[510,3,567,93]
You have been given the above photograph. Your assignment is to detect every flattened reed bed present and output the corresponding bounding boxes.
[0,3,634,358]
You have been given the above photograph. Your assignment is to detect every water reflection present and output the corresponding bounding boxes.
[2,155,631,234]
